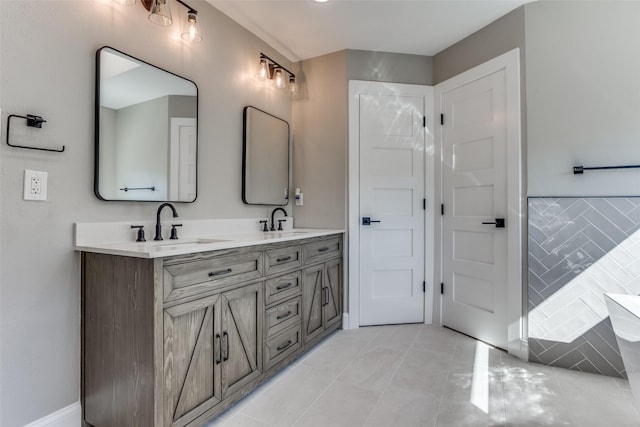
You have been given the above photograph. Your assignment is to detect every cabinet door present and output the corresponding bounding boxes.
[324,257,342,328]
[164,294,222,427]
[302,264,324,343]
[221,282,263,397]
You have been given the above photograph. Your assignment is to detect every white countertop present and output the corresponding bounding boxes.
[74,228,344,259]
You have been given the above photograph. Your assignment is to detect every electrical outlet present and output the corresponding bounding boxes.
[24,170,48,201]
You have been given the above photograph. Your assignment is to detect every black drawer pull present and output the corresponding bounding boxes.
[277,340,293,351]
[209,268,232,277]
[276,282,293,291]
[215,334,222,365]
[223,331,229,362]
[276,310,292,320]
[276,255,292,262]
[317,247,329,252]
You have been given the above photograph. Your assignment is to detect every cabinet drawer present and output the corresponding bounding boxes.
[163,251,263,302]
[264,245,302,276]
[265,296,301,338]
[264,271,301,306]
[303,236,342,265]
[264,324,302,370]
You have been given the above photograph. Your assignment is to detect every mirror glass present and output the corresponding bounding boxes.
[242,106,290,206]
[95,46,198,202]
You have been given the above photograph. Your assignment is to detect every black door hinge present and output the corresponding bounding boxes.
[423,281,426,293]
[441,283,444,294]
[440,114,444,125]
[423,116,426,128]
[441,204,444,215]
[423,198,426,210]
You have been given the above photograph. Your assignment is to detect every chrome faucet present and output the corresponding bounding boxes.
[270,207,288,231]
[154,203,179,240]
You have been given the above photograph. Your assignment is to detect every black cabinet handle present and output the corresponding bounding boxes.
[322,287,329,306]
[276,282,292,291]
[318,247,329,253]
[223,331,229,361]
[277,310,292,320]
[209,268,232,277]
[277,340,293,351]
[277,255,292,262]
[215,334,222,365]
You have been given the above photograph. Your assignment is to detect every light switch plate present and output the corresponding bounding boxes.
[24,169,48,201]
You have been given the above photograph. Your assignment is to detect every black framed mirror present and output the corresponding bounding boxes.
[242,106,290,206]
[95,46,198,202]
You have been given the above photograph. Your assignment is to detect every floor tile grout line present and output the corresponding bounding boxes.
[360,325,424,426]
[432,333,469,426]
[288,328,383,427]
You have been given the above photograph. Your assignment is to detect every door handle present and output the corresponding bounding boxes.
[482,218,505,228]
[362,217,381,226]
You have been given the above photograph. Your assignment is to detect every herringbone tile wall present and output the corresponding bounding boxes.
[528,197,640,378]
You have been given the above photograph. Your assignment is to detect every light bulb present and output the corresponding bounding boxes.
[113,0,136,5]
[181,12,202,42]
[149,0,172,26]
[274,68,285,89]
[258,58,269,80]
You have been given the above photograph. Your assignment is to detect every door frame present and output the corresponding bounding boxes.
[434,48,526,359]
[347,80,435,329]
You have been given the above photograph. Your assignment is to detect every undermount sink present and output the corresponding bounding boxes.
[139,238,229,247]
[263,230,309,238]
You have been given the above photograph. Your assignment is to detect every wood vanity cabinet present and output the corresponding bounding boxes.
[81,233,342,427]
[302,257,342,344]
[163,282,262,427]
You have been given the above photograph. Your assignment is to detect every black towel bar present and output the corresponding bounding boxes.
[6,114,65,153]
[573,164,640,174]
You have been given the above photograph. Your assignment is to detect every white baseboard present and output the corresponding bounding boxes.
[342,313,353,329]
[24,402,81,427]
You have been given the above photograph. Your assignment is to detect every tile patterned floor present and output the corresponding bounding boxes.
[206,324,639,427]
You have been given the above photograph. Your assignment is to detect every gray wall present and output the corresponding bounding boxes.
[347,49,433,85]
[525,1,640,196]
[292,50,348,229]
[116,96,169,200]
[433,6,526,84]
[0,1,292,425]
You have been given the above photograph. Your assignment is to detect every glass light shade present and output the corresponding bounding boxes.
[258,59,269,80]
[181,12,202,42]
[274,68,285,89]
[288,76,297,94]
[149,0,172,26]
[113,0,136,5]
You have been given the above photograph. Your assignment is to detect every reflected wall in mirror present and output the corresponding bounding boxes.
[95,46,198,202]
[242,106,290,206]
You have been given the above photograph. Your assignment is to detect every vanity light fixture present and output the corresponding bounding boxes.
[113,0,136,5]
[140,0,202,42]
[257,53,296,93]
[147,0,172,26]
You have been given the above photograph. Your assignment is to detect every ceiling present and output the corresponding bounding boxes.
[207,0,535,62]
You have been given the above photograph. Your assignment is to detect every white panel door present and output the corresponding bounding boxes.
[359,91,425,326]
[441,69,509,349]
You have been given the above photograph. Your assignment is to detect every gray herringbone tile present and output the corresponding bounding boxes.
[528,197,640,379]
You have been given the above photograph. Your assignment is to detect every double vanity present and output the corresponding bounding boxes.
[87,45,317,426]
[77,221,343,427]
